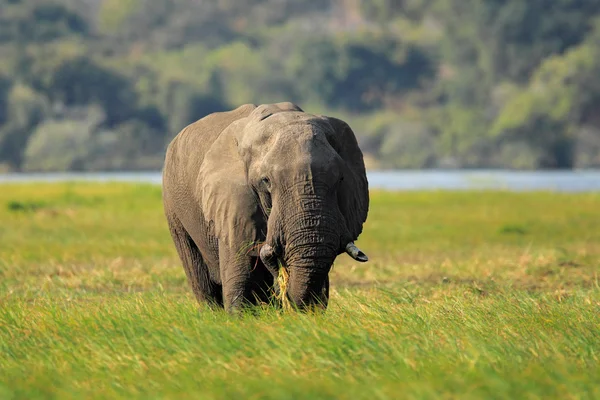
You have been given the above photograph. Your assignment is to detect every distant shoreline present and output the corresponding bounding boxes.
[2,170,599,192]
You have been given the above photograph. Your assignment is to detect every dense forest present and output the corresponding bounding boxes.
[0,0,599,171]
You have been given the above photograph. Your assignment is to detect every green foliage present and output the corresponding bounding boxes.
[0,0,88,43]
[1,0,600,170]
[1,183,599,398]
[0,74,10,125]
[433,0,600,84]
[97,0,140,32]
[287,34,433,111]
[22,52,138,126]
[574,126,600,168]
[23,118,95,171]
[491,26,600,168]
[376,119,437,168]
[0,84,50,168]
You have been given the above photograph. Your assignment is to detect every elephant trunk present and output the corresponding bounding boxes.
[285,261,331,309]
[280,195,340,309]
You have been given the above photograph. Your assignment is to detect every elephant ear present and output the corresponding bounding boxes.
[198,105,266,255]
[323,117,369,241]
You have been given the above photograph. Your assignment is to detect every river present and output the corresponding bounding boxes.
[1,170,599,192]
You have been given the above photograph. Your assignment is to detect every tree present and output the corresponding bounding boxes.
[2,0,600,170]
[491,27,600,168]
[0,74,11,126]
[21,53,137,127]
[287,35,434,111]
[0,84,49,169]
[0,0,88,43]
[23,118,92,171]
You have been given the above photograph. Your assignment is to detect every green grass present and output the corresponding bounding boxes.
[1,183,599,399]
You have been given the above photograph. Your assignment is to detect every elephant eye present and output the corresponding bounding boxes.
[339,176,344,183]
[262,177,271,189]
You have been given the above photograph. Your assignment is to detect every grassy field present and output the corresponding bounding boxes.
[0,183,599,399]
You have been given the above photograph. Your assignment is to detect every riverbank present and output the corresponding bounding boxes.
[2,169,600,191]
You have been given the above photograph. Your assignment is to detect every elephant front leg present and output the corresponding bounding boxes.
[219,247,260,312]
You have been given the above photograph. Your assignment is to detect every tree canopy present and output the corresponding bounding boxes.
[0,0,599,171]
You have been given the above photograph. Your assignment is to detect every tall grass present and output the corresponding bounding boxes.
[0,183,599,399]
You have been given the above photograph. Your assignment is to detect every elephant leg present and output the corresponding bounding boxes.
[220,248,273,311]
[166,213,223,307]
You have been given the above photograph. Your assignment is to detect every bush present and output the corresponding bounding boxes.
[0,84,50,169]
[23,119,93,171]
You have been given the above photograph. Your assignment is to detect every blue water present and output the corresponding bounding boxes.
[1,170,599,192]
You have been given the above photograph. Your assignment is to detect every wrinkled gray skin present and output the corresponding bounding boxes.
[162,102,369,312]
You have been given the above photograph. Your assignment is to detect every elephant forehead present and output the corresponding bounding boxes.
[260,135,342,179]
[241,114,330,149]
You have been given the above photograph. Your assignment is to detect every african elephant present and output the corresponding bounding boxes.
[162,102,369,311]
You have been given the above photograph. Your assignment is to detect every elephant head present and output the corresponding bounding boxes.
[199,103,369,309]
